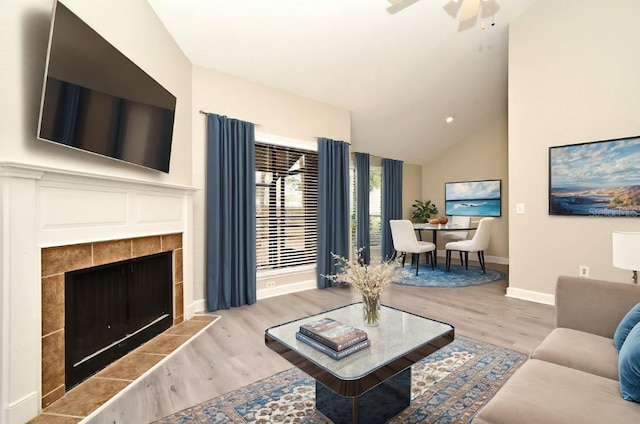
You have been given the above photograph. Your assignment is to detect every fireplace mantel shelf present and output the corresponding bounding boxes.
[0,161,198,193]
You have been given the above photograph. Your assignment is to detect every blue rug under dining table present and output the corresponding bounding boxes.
[393,263,506,288]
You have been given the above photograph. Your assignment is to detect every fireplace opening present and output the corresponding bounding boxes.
[65,251,173,389]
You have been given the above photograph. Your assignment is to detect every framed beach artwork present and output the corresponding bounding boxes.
[549,136,640,217]
[445,180,501,217]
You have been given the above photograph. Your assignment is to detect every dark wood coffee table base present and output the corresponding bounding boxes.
[315,368,411,424]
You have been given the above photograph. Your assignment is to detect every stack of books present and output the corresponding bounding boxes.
[296,317,370,360]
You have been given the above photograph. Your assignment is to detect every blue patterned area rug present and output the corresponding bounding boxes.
[393,264,506,288]
[155,335,526,424]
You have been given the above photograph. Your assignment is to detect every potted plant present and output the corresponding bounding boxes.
[411,200,439,223]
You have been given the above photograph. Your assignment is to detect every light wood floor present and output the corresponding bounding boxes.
[86,263,556,424]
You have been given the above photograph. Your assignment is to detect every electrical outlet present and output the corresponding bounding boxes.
[266,281,276,288]
[579,266,590,277]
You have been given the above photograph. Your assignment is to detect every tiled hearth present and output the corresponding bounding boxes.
[40,234,185,409]
[29,315,220,424]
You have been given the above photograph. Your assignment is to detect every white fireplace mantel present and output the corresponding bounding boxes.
[0,162,197,424]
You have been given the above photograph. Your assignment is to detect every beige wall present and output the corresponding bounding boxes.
[1,0,193,185]
[191,65,351,305]
[403,163,423,220]
[422,115,509,261]
[508,0,640,302]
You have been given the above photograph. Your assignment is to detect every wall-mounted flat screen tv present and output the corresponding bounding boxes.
[37,0,176,173]
[445,180,502,217]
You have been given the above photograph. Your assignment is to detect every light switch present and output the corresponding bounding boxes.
[516,203,525,214]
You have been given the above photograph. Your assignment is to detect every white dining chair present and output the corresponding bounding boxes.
[389,220,436,275]
[441,216,471,242]
[445,217,494,273]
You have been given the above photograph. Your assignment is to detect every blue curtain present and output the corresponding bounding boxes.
[206,113,256,310]
[355,152,370,264]
[381,158,404,260]
[317,138,350,288]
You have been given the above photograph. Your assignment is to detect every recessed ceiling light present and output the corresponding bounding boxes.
[446,116,454,124]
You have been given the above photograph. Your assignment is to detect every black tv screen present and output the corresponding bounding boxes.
[37,1,176,173]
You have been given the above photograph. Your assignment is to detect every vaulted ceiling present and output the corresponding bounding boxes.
[147,0,536,165]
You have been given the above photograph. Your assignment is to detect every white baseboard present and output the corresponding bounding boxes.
[5,391,39,424]
[257,279,316,300]
[506,287,555,305]
[485,255,509,265]
[186,299,206,319]
[187,280,317,316]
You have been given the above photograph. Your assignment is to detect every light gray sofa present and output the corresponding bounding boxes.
[473,275,640,424]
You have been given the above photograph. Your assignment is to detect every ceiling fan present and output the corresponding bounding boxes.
[387,0,496,23]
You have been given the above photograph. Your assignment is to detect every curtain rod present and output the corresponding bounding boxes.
[199,110,261,126]
[315,137,351,145]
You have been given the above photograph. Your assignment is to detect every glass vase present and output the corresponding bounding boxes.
[362,294,381,327]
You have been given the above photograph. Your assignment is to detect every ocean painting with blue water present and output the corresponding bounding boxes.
[445,180,501,217]
[549,137,640,217]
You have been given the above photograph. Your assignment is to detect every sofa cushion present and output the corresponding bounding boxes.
[472,359,640,424]
[531,327,619,380]
[615,303,640,351]
[619,322,640,402]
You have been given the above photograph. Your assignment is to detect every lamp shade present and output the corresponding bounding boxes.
[613,232,640,271]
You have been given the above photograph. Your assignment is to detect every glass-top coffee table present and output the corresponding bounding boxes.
[264,303,454,423]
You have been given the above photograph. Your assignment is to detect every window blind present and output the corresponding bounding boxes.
[255,142,318,271]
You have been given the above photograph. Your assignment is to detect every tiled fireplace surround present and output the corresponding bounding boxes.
[40,234,184,408]
[0,164,195,424]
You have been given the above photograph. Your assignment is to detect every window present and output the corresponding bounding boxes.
[369,165,382,253]
[351,162,382,260]
[256,142,318,271]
